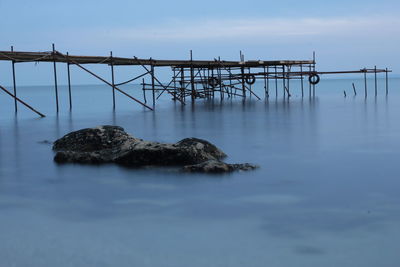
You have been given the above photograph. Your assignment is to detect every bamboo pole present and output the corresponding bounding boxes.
[66,52,72,110]
[0,85,45,117]
[52,44,59,112]
[11,46,17,112]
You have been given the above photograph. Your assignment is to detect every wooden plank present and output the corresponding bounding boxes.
[0,51,314,68]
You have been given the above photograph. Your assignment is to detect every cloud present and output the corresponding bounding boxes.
[97,16,400,42]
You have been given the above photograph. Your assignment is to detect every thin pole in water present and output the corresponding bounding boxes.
[385,68,389,95]
[275,66,278,98]
[142,78,147,103]
[364,69,367,98]
[66,52,72,110]
[283,65,286,99]
[300,64,304,98]
[52,43,59,112]
[110,51,116,109]
[151,62,155,107]
[11,45,17,112]
[374,65,377,97]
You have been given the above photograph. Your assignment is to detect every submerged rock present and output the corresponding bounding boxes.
[183,160,259,173]
[38,140,52,145]
[52,125,256,173]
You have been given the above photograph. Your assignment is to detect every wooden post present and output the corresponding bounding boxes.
[151,63,155,106]
[263,66,268,98]
[309,65,312,98]
[364,69,367,98]
[229,67,233,98]
[352,83,357,96]
[300,64,304,98]
[218,57,223,100]
[173,68,177,100]
[385,68,389,95]
[283,65,286,98]
[190,50,195,100]
[142,78,147,103]
[11,46,17,112]
[287,65,291,97]
[181,67,185,102]
[266,66,269,98]
[110,51,116,109]
[52,44,59,112]
[312,51,316,97]
[241,67,246,97]
[66,52,72,110]
[211,68,216,98]
[275,66,278,97]
[374,65,377,97]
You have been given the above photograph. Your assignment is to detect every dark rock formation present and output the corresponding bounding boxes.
[53,125,257,173]
[183,160,259,173]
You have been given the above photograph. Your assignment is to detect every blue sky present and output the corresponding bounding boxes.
[0,0,399,85]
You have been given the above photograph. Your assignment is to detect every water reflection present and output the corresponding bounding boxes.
[0,79,400,267]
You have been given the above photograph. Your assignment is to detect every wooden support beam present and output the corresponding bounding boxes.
[56,51,153,111]
[134,58,185,105]
[0,85,45,117]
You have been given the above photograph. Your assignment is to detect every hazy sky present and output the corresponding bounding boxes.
[0,0,399,85]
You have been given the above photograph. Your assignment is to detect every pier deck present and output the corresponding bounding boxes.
[0,46,391,117]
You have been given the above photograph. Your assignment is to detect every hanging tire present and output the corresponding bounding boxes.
[208,77,220,87]
[245,74,256,85]
[309,74,320,85]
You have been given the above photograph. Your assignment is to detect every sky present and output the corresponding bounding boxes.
[0,0,399,85]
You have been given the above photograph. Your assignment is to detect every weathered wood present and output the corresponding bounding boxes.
[52,44,59,112]
[67,52,72,110]
[0,50,314,68]
[11,45,17,112]
[0,85,45,117]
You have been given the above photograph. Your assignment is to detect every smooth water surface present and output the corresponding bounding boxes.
[1,79,399,267]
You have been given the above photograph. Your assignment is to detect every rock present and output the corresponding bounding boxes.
[183,160,259,173]
[53,126,227,166]
[53,125,135,152]
[52,125,258,173]
[176,138,227,159]
[38,140,52,144]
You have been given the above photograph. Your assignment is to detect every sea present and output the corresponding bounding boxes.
[0,78,399,267]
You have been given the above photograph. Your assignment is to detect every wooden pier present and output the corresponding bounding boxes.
[0,45,391,117]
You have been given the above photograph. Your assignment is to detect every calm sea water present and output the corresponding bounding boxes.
[1,78,399,267]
